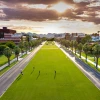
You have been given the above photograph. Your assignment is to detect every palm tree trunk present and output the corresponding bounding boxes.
[17,55,18,61]
[75,48,76,55]
[80,51,81,58]
[8,57,10,66]
[86,53,88,62]
[26,49,27,54]
[72,47,73,52]
[21,49,23,56]
[96,57,98,69]
[94,56,95,61]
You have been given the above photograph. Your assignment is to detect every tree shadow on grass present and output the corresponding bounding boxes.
[54,71,56,79]
[30,67,35,75]
[30,69,34,75]
[36,71,40,80]
[54,74,56,79]
[16,74,22,81]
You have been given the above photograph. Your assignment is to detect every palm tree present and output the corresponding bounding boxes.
[83,43,89,62]
[14,46,20,61]
[65,40,70,49]
[73,41,78,55]
[77,43,82,58]
[92,44,100,69]
[29,41,32,51]
[4,47,12,66]
[19,41,24,56]
[81,35,91,44]
[24,41,29,54]
[70,41,74,52]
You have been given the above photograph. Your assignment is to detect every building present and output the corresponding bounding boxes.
[65,33,71,40]
[54,33,65,39]
[0,27,21,44]
[65,33,85,42]
[91,33,100,41]
[0,27,16,38]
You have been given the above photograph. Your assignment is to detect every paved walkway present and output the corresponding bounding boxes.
[55,42,100,90]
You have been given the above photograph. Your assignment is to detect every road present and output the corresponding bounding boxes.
[0,43,44,97]
[55,42,100,90]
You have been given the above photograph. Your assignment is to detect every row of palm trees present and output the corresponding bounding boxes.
[59,39,100,69]
[4,39,42,66]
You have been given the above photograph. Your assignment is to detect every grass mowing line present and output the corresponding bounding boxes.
[0,42,100,100]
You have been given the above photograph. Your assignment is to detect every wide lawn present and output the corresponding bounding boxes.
[0,42,100,100]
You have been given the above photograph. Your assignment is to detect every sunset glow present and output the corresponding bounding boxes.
[49,2,73,13]
[0,0,99,34]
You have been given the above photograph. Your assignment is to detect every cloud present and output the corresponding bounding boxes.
[2,8,59,21]
[0,0,100,24]
[1,0,60,5]
[61,9,81,20]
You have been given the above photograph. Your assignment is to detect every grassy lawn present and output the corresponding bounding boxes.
[0,42,100,100]
[0,54,15,66]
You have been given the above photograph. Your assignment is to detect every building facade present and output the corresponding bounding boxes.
[0,27,21,44]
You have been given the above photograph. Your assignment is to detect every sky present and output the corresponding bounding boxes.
[0,0,100,34]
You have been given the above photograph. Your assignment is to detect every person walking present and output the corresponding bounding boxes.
[20,69,23,75]
[39,70,40,74]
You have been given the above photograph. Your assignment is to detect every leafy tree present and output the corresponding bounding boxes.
[0,45,7,55]
[24,41,29,54]
[29,41,32,51]
[19,41,24,55]
[6,41,16,49]
[14,46,20,61]
[65,40,70,49]
[4,47,12,66]
[77,43,83,58]
[83,43,89,62]
[70,41,74,52]
[92,44,100,69]
[73,41,78,55]
[81,35,91,44]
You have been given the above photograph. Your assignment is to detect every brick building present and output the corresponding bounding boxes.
[65,33,85,42]
[0,27,21,44]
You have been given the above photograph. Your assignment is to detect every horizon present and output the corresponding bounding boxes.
[0,0,100,34]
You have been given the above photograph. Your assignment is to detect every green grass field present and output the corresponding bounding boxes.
[0,42,100,100]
